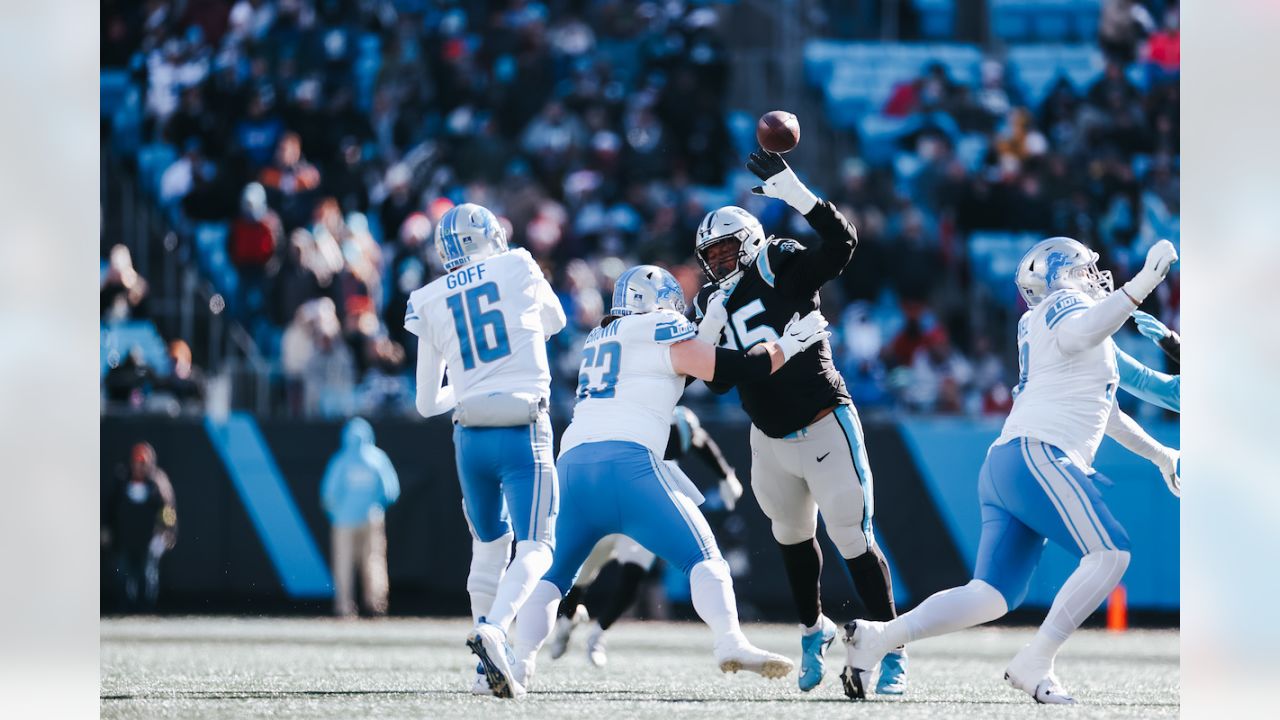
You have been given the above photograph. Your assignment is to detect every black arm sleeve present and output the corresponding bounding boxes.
[690,428,735,481]
[780,200,858,298]
[1157,334,1180,363]
[711,346,774,385]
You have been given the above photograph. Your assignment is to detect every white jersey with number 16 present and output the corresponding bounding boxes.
[404,248,565,403]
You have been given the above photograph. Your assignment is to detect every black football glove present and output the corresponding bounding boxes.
[747,149,818,212]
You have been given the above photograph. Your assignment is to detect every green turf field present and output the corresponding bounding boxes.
[101,617,1178,718]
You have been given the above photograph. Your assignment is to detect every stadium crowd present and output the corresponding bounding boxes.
[101,0,1179,419]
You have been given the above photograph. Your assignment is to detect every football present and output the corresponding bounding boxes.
[756,110,800,153]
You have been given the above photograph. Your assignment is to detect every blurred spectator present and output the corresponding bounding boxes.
[320,418,399,618]
[1100,0,1156,65]
[101,245,149,321]
[159,138,206,207]
[259,131,322,229]
[158,339,205,406]
[104,346,157,408]
[103,443,177,612]
[280,297,354,418]
[229,182,282,272]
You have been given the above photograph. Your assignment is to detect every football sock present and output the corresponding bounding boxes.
[1024,550,1130,665]
[846,545,897,621]
[485,540,553,632]
[777,538,823,627]
[466,533,512,624]
[558,584,585,620]
[881,579,1008,649]
[689,558,747,645]
[597,562,647,630]
[512,579,561,666]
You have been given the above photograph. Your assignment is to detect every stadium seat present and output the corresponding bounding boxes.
[101,320,172,378]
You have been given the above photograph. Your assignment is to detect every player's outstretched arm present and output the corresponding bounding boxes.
[414,337,457,418]
[690,426,743,511]
[1057,240,1178,353]
[1105,405,1180,497]
[1115,347,1180,413]
[1131,310,1180,362]
[671,310,830,384]
[748,149,858,296]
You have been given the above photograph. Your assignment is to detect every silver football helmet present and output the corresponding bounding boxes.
[435,202,508,272]
[611,265,686,316]
[1015,236,1113,307]
[695,206,769,288]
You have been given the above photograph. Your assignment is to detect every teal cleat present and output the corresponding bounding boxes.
[876,647,908,695]
[798,615,838,692]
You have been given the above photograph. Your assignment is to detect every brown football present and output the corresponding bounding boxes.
[756,110,800,153]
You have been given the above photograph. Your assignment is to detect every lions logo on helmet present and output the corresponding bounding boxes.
[1016,237,1114,307]
[435,203,508,272]
[695,206,769,288]
[611,265,686,317]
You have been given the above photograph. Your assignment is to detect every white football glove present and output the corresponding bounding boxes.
[719,472,743,512]
[778,311,830,361]
[697,290,729,345]
[747,150,819,214]
[1123,239,1178,304]
[1161,452,1181,498]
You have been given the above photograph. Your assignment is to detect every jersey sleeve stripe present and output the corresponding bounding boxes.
[1045,302,1086,329]
[756,245,777,287]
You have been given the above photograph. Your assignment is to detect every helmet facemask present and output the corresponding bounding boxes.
[696,235,746,288]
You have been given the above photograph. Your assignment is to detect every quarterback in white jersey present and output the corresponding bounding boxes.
[843,237,1179,705]
[403,203,565,699]
[509,265,831,689]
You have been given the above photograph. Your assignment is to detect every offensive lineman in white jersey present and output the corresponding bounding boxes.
[404,203,566,698]
[507,265,831,692]
[842,237,1180,704]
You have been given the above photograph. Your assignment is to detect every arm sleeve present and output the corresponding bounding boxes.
[1115,347,1181,413]
[691,287,735,394]
[710,345,775,385]
[1106,404,1177,473]
[1053,290,1139,354]
[415,336,457,417]
[536,278,567,337]
[775,200,858,298]
[689,426,735,481]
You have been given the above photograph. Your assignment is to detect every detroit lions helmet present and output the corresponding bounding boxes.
[1015,236,1114,307]
[695,206,769,288]
[611,265,686,316]
[435,203,508,272]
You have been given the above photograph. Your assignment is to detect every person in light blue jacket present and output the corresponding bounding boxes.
[321,417,400,617]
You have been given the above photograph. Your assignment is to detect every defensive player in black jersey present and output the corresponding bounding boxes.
[692,149,907,698]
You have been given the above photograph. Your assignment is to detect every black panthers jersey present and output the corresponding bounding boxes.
[694,200,858,438]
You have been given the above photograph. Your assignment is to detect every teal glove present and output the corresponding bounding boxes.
[1131,310,1171,343]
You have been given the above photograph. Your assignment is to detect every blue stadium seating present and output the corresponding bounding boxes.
[101,320,172,378]
[967,231,1041,305]
[990,0,1101,44]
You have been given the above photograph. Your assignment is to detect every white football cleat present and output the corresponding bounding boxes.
[466,622,526,699]
[1004,649,1076,705]
[715,635,794,679]
[549,605,588,660]
[840,619,892,701]
[585,621,608,668]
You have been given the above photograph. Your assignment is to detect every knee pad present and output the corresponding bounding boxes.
[770,519,816,547]
[1082,549,1131,580]
[511,539,554,576]
[467,533,512,595]
[690,557,732,586]
[826,523,870,560]
[964,579,1011,622]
